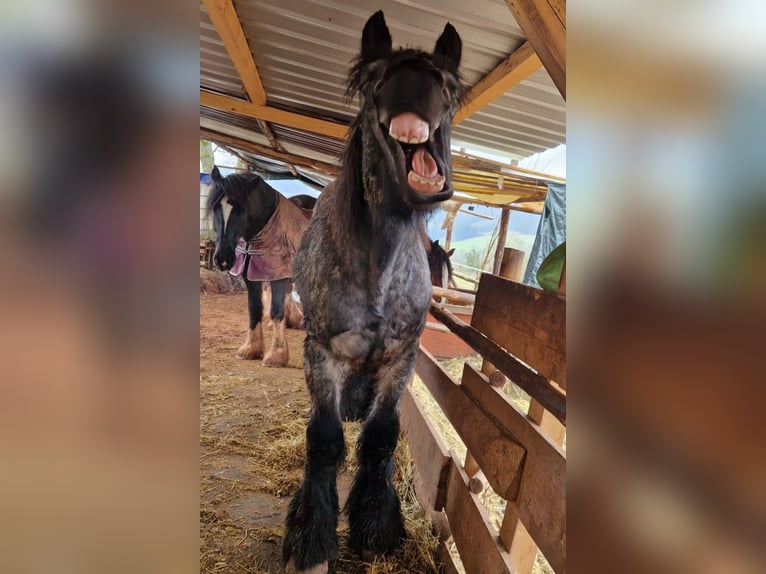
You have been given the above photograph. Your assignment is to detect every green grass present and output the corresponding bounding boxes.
[449,232,536,287]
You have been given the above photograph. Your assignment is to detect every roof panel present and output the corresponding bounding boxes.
[201,0,565,165]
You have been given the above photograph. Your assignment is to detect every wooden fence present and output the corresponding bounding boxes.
[402,270,566,574]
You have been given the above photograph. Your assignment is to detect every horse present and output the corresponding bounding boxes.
[283,11,462,573]
[207,167,314,367]
[427,238,456,291]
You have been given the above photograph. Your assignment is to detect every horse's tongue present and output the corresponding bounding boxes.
[412,147,438,179]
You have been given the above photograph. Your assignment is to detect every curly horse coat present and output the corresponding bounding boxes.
[283,11,463,573]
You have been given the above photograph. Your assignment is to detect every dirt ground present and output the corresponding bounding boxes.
[200,292,441,574]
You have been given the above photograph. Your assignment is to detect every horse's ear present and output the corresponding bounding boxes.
[447,248,455,257]
[361,10,392,63]
[211,166,222,183]
[434,23,462,74]
[433,239,440,247]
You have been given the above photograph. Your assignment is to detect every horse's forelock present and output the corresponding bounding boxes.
[205,184,226,218]
[206,172,264,217]
[346,48,454,102]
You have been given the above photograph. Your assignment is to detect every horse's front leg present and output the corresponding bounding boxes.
[236,277,264,360]
[283,338,346,573]
[347,345,415,560]
[263,278,289,367]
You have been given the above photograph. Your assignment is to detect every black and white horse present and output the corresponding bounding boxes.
[207,167,314,367]
[283,11,462,572]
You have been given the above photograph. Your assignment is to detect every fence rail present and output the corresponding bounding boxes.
[403,272,566,574]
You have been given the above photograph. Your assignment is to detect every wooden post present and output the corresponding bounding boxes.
[499,247,525,282]
[492,207,511,275]
[444,218,454,252]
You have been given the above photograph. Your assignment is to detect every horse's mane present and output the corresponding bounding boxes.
[331,122,367,247]
[205,172,264,217]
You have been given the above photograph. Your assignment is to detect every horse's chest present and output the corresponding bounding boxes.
[328,259,430,368]
[376,257,431,325]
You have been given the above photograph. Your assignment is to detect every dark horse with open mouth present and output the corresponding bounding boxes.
[283,11,462,573]
[207,167,314,367]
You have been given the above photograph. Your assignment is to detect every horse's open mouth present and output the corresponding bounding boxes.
[388,112,446,194]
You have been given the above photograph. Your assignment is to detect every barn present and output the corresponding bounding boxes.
[200,1,566,573]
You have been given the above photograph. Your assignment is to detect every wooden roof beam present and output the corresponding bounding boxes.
[256,119,298,177]
[201,0,266,105]
[454,41,542,124]
[201,91,348,140]
[200,128,339,176]
[203,0,303,176]
[504,0,566,99]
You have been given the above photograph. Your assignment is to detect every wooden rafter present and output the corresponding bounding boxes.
[202,0,308,175]
[201,0,266,105]
[201,91,348,140]
[504,0,566,99]
[256,119,298,177]
[454,42,542,124]
[200,128,339,176]
[509,202,544,215]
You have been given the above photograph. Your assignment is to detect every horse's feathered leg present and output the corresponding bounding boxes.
[347,347,415,559]
[236,277,264,360]
[263,278,289,367]
[284,338,346,572]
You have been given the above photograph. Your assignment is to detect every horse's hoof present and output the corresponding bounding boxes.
[263,348,289,367]
[285,559,328,574]
[236,347,263,360]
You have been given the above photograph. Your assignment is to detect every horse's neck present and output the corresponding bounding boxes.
[346,199,421,277]
[244,188,278,240]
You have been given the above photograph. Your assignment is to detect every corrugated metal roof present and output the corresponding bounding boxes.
[200,0,565,190]
[200,4,247,99]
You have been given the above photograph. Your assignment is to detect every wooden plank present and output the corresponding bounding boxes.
[201,0,267,105]
[528,399,566,445]
[509,203,544,215]
[415,349,526,500]
[399,388,452,538]
[400,387,452,511]
[504,0,566,99]
[500,508,539,574]
[425,321,450,333]
[429,301,566,423]
[444,459,517,574]
[431,286,476,305]
[201,91,348,140]
[493,207,511,275]
[472,273,566,387]
[452,154,566,183]
[462,365,566,574]
[436,540,462,574]
[454,41,542,124]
